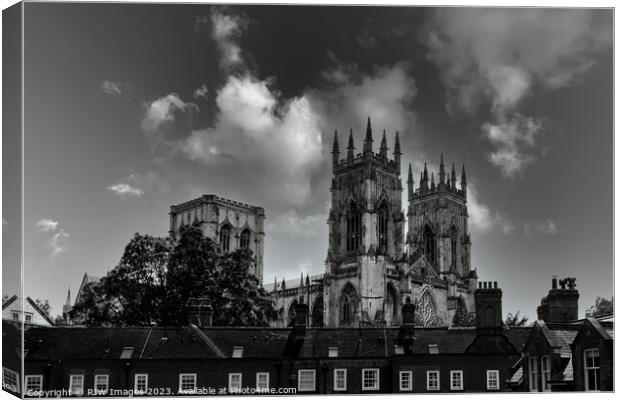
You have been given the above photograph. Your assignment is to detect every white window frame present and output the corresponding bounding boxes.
[94,374,109,393]
[450,370,463,391]
[228,373,242,393]
[24,313,33,323]
[25,375,43,393]
[298,369,316,392]
[178,373,197,393]
[399,370,412,391]
[541,355,551,392]
[362,368,379,391]
[528,356,539,392]
[3,368,20,393]
[426,370,440,391]
[584,348,600,392]
[256,372,269,391]
[486,370,499,391]
[69,374,84,396]
[333,369,347,391]
[11,311,19,321]
[134,374,148,393]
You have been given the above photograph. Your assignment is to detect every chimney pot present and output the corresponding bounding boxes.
[493,281,498,289]
[552,276,558,289]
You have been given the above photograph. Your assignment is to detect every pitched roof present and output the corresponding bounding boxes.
[24,325,530,361]
[507,366,523,384]
[535,320,580,354]
[3,296,55,326]
[2,295,17,310]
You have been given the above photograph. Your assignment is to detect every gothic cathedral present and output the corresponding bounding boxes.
[272,117,478,328]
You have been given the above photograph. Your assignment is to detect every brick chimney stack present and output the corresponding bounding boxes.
[474,281,503,333]
[537,277,579,323]
[293,296,309,339]
[397,296,416,354]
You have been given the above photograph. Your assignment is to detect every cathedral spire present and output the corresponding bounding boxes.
[393,131,402,170]
[332,130,340,168]
[65,287,71,307]
[281,277,286,291]
[407,163,414,200]
[273,276,278,294]
[431,172,436,190]
[379,130,388,158]
[461,163,467,197]
[439,153,446,186]
[451,162,457,189]
[347,129,355,162]
[363,117,373,154]
[300,272,304,294]
[423,163,429,189]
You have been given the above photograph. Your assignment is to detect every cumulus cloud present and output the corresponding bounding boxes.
[49,230,70,257]
[424,8,611,176]
[101,80,123,95]
[35,218,59,232]
[193,84,209,99]
[107,183,144,198]
[467,185,514,235]
[140,94,199,160]
[34,218,70,257]
[483,114,544,178]
[524,219,560,237]
[210,7,247,70]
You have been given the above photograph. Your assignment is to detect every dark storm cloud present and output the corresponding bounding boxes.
[423,8,612,178]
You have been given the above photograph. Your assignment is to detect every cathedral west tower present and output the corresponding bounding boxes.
[324,118,406,327]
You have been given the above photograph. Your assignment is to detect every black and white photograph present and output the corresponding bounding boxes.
[1,1,615,397]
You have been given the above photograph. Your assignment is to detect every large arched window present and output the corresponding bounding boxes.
[346,201,362,252]
[423,224,436,265]
[340,284,357,326]
[386,284,398,325]
[240,229,251,249]
[417,290,437,327]
[450,225,458,270]
[377,201,389,251]
[219,224,232,253]
[287,300,298,327]
[311,296,324,327]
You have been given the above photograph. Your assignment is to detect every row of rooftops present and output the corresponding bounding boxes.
[18,323,532,361]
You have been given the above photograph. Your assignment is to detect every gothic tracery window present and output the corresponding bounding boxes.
[240,229,251,249]
[417,291,437,327]
[378,201,389,251]
[219,224,232,252]
[311,296,324,327]
[346,201,362,252]
[340,285,357,325]
[423,224,436,266]
[450,225,458,271]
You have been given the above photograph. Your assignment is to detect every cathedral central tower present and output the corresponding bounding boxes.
[324,118,405,327]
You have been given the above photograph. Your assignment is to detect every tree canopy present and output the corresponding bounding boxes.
[71,223,275,327]
[504,311,529,327]
[586,297,613,318]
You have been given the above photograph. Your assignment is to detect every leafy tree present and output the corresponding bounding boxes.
[586,297,613,317]
[72,223,276,327]
[213,248,277,326]
[505,311,529,327]
[105,233,171,326]
[34,299,51,316]
[452,298,476,327]
[2,295,9,305]
[164,223,220,325]
[70,278,122,326]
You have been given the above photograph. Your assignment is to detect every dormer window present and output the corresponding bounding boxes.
[120,347,134,359]
[394,345,404,355]
[328,347,338,358]
[232,346,244,358]
[428,344,439,354]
